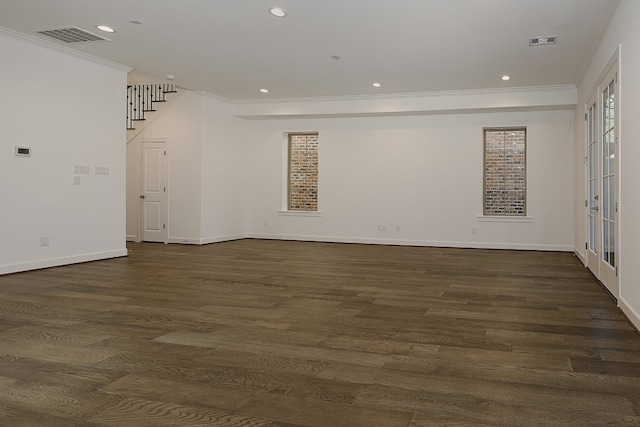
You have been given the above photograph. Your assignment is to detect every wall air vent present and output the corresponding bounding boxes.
[529,36,558,46]
[35,26,111,44]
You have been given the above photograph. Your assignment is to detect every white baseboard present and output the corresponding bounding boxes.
[166,237,202,245]
[619,296,640,332]
[166,234,247,245]
[247,233,573,252]
[573,247,586,265]
[0,249,128,276]
[126,234,138,242]
[199,234,247,245]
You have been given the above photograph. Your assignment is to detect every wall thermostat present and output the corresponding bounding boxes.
[15,146,31,157]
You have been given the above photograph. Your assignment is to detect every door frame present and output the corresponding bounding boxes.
[140,138,169,243]
[584,51,620,299]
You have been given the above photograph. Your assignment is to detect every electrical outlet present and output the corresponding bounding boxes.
[472,227,477,235]
[395,225,400,232]
[40,236,49,247]
[264,220,268,227]
[378,225,386,232]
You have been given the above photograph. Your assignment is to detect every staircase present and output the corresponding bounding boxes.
[126,84,178,142]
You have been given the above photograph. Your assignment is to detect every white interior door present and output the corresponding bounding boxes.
[141,141,168,242]
[585,66,618,298]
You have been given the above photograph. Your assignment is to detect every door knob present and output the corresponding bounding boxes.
[139,195,145,199]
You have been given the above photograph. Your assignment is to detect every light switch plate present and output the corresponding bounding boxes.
[95,166,110,175]
[74,165,90,174]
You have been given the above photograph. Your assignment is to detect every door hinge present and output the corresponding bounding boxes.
[585,199,588,207]
[163,224,166,230]
[584,113,588,121]
[616,266,618,277]
[585,242,588,250]
[616,201,618,213]
[164,187,166,192]
[164,150,167,156]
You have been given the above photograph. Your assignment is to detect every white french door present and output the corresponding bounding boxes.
[585,65,618,298]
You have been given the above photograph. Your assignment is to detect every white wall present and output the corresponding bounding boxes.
[245,110,574,250]
[127,91,204,243]
[574,0,640,329]
[126,92,248,244]
[0,29,129,275]
[200,95,249,243]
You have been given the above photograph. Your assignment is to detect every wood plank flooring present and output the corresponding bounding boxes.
[1,239,639,426]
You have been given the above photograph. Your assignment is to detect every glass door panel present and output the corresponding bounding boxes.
[601,80,615,268]
[587,102,597,254]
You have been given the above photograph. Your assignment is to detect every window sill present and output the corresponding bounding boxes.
[278,210,322,217]
[476,215,532,223]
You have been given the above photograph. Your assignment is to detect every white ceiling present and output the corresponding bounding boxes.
[0,0,618,100]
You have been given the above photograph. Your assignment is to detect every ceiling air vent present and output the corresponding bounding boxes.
[35,26,111,44]
[529,36,558,46]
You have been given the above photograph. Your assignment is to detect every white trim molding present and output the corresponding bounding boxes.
[619,296,640,333]
[0,249,128,276]
[232,85,577,119]
[0,26,131,72]
[477,215,533,223]
[277,210,322,217]
[167,234,247,245]
[248,233,572,252]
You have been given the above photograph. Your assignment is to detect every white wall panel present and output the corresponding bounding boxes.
[244,110,574,251]
[0,30,128,274]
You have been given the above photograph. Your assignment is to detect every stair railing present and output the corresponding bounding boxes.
[126,83,177,130]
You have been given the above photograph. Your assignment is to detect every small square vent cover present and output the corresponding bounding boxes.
[35,26,111,44]
[529,36,558,46]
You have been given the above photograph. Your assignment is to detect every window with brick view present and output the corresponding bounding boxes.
[288,133,318,211]
[483,128,526,216]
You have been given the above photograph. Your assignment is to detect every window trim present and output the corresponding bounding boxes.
[482,126,528,217]
[476,215,532,223]
[278,210,322,217]
[282,132,319,212]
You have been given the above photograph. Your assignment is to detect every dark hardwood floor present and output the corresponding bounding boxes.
[1,239,639,426]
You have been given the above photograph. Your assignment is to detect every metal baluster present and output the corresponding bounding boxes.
[126,84,177,131]
[134,86,140,120]
[126,85,130,129]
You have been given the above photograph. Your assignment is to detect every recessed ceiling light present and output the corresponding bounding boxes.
[501,75,511,81]
[96,25,115,33]
[259,88,269,93]
[372,82,382,88]
[129,20,144,25]
[268,7,287,18]
[331,55,341,60]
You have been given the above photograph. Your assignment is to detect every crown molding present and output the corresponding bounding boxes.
[0,26,131,73]
[231,84,577,119]
[196,90,233,103]
[230,84,577,105]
